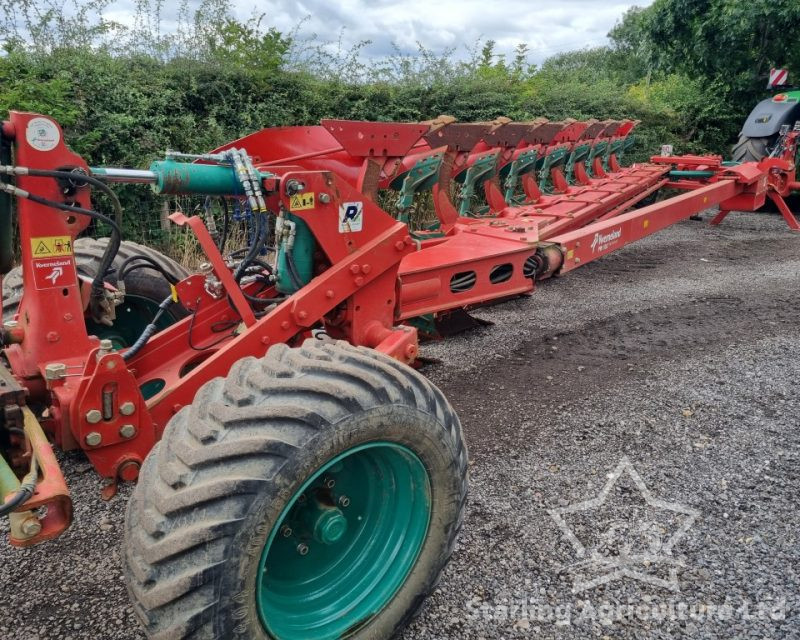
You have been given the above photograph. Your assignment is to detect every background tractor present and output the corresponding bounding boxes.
[732,69,800,164]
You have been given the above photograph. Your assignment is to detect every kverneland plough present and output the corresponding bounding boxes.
[1,110,798,639]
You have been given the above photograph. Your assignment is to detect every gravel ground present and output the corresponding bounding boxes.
[2,210,799,640]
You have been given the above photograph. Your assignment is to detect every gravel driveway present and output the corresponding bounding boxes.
[2,210,799,640]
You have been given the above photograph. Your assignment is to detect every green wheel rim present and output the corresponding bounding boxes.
[84,294,178,351]
[84,294,180,400]
[256,441,431,639]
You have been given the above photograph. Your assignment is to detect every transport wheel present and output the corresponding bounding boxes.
[124,339,468,640]
[2,238,189,344]
[731,135,774,164]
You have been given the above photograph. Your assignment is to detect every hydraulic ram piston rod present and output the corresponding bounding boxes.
[89,167,158,184]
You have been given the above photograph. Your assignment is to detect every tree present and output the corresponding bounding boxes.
[609,0,800,102]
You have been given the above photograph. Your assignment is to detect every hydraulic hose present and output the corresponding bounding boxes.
[0,186,123,318]
[285,248,305,291]
[0,166,124,319]
[117,254,180,285]
[24,168,123,301]
[123,295,174,361]
[0,454,38,518]
[205,196,230,253]
[233,211,266,282]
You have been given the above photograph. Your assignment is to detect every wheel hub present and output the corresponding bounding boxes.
[256,442,431,640]
[297,491,348,545]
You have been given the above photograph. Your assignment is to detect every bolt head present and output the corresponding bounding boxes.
[44,363,67,380]
[119,401,136,416]
[119,424,136,439]
[296,543,309,556]
[85,409,102,424]
[20,517,42,538]
[85,431,102,447]
[338,495,350,508]
[99,339,113,351]
[324,478,336,489]
[319,192,331,204]
[280,525,293,538]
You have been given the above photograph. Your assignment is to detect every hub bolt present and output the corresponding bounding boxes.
[85,431,102,447]
[323,478,336,489]
[119,424,136,439]
[338,495,351,508]
[280,525,293,538]
[85,409,102,424]
[296,543,309,556]
[119,402,136,416]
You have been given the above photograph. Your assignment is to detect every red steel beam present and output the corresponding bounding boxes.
[550,179,740,273]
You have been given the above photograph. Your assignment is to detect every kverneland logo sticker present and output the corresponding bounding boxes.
[590,228,622,253]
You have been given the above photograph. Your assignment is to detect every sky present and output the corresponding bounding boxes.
[100,0,654,65]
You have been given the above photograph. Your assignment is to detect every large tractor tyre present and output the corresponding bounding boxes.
[731,135,774,164]
[2,238,189,345]
[124,339,468,640]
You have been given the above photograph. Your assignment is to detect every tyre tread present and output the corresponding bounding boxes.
[125,339,467,640]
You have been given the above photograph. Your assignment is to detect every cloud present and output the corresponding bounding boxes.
[97,0,653,65]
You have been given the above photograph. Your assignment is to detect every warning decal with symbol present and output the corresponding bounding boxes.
[31,236,73,258]
[289,193,315,211]
[31,257,75,290]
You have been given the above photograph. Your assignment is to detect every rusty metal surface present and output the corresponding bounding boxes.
[483,122,532,148]
[526,121,570,146]
[578,120,607,142]
[599,120,624,137]
[552,120,587,144]
[423,122,493,151]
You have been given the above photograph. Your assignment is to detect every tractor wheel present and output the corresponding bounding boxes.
[731,135,774,164]
[124,339,468,640]
[2,238,189,345]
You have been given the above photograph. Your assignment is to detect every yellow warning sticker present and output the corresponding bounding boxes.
[289,193,315,211]
[31,236,73,258]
